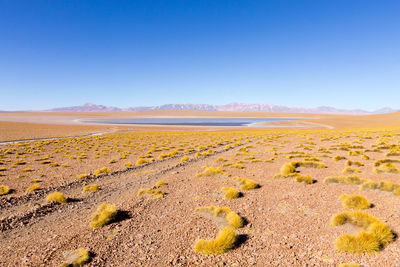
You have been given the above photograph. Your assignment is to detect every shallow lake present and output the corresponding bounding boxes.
[85,117,301,126]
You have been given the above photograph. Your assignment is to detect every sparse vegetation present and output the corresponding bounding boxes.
[339,194,370,209]
[90,203,117,228]
[83,184,99,192]
[0,185,11,195]
[196,166,226,177]
[137,188,164,199]
[193,226,237,255]
[221,187,240,199]
[330,211,393,253]
[46,192,67,204]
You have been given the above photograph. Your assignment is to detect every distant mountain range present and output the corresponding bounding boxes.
[40,103,397,114]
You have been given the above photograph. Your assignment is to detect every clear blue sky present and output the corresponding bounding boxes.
[1,0,399,111]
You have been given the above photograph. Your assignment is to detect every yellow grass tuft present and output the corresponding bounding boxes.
[196,166,225,177]
[295,174,313,184]
[362,154,370,160]
[346,160,363,167]
[343,166,360,174]
[155,180,168,187]
[221,187,240,199]
[374,158,400,167]
[26,183,41,193]
[0,185,11,196]
[137,188,164,199]
[324,175,365,185]
[193,226,237,255]
[291,160,326,169]
[125,162,133,168]
[181,155,189,162]
[374,163,400,174]
[83,184,99,192]
[136,158,148,165]
[46,192,67,204]
[339,263,360,267]
[334,155,347,161]
[230,163,244,169]
[90,203,117,228]
[77,173,89,180]
[233,176,259,190]
[339,194,370,209]
[330,211,393,253]
[93,167,110,176]
[279,163,296,176]
[12,160,27,166]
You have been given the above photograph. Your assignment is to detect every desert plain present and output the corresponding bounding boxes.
[1,111,400,266]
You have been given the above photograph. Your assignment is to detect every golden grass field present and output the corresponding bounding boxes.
[1,111,400,266]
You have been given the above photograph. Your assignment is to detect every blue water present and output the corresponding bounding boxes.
[85,117,300,126]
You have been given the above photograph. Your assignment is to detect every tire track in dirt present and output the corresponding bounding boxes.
[0,137,260,266]
[0,138,258,232]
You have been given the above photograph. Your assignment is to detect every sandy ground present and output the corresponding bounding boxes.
[1,125,400,266]
[2,110,400,142]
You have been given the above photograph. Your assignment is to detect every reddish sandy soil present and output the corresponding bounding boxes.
[1,125,400,266]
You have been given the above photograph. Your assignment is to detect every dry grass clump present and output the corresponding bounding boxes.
[155,180,168,187]
[339,194,370,209]
[349,150,363,156]
[346,160,363,167]
[83,184,99,192]
[22,167,33,172]
[125,162,133,168]
[90,203,117,228]
[338,263,360,267]
[195,205,244,229]
[77,173,89,180]
[373,163,400,174]
[59,248,90,267]
[221,187,240,199]
[334,155,347,161]
[343,166,360,174]
[196,166,226,177]
[230,163,244,169]
[291,160,326,169]
[0,185,11,196]
[374,158,400,167]
[233,176,259,190]
[137,188,164,199]
[295,175,314,184]
[330,211,394,253]
[26,183,41,193]
[93,167,111,176]
[324,175,365,185]
[46,192,67,204]
[136,158,148,165]
[216,157,227,162]
[12,160,27,166]
[193,226,237,255]
[279,163,297,176]
[362,154,370,160]
[180,155,189,162]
